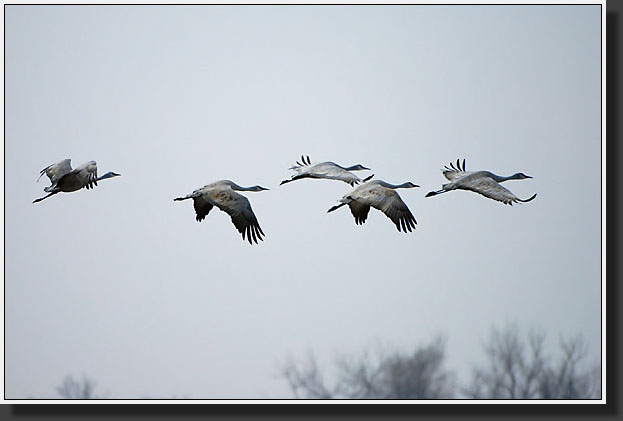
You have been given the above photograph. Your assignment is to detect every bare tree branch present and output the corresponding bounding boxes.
[281,337,455,399]
[56,374,99,399]
[464,325,600,399]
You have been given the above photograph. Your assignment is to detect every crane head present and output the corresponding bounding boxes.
[513,173,532,180]
[100,171,121,180]
[347,164,371,171]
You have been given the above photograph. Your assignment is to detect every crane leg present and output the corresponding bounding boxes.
[33,191,59,203]
[327,202,347,213]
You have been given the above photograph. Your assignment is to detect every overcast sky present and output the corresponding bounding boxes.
[4,5,601,399]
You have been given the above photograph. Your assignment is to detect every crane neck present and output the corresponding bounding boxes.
[228,182,267,192]
[96,171,120,181]
[490,173,521,182]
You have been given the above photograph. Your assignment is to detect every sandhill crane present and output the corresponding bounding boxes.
[174,180,268,244]
[280,155,370,187]
[327,175,419,232]
[33,159,120,203]
[425,159,537,205]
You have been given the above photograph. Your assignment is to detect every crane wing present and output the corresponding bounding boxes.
[288,155,312,171]
[324,172,360,186]
[365,188,417,232]
[212,189,265,244]
[289,161,362,186]
[192,195,214,222]
[310,163,361,186]
[461,176,523,205]
[443,170,468,181]
[348,200,371,225]
[38,159,72,185]
[68,161,98,190]
[442,159,467,181]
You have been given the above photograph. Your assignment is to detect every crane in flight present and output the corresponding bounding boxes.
[280,155,370,187]
[327,175,418,233]
[174,180,268,244]
[425,159,537,205]
[33,159,120,203]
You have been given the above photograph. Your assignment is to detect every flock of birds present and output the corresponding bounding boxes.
[34,156,537,244]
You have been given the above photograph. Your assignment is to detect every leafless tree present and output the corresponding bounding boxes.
[463,324,601,399]
[282,337,455,399]
[56,374,100,399]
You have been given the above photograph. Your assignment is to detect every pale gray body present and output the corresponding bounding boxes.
[328,177,419,233]
[34,159,120,203]
[174,180,268,245]
[426,159,537,206]
[280,155,370,187]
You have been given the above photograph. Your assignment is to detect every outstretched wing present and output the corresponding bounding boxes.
[374,190,417,232]
[443,158,467,181]
[307,162,362,186]
[348,200,371,225]
[70,161,98,190]
[461,176,524,205]
[323,171,361,187]
[38,159,72,185]
[212,189,265,244]
[192,195,215,222]
[356,187,417,232]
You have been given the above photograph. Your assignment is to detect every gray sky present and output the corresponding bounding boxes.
[4,5,602,399]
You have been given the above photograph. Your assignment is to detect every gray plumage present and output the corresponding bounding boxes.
[33,159,120,203]
[328,175,419,233]
[425,159,537,205]
[174,180,268,245]
[280,155,370,187]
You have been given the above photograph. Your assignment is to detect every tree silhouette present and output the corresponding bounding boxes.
[56,374,100,399]
[281,325,600,400]
[282,337,455,399]
[463,324,600,399]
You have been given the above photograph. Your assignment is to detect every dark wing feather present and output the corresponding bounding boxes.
[348,200,371,225]
[443,159,467,181]
[83,165,98,189]
[369,189,417,233]
[213,190,265,244]
[192,195,215,222]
